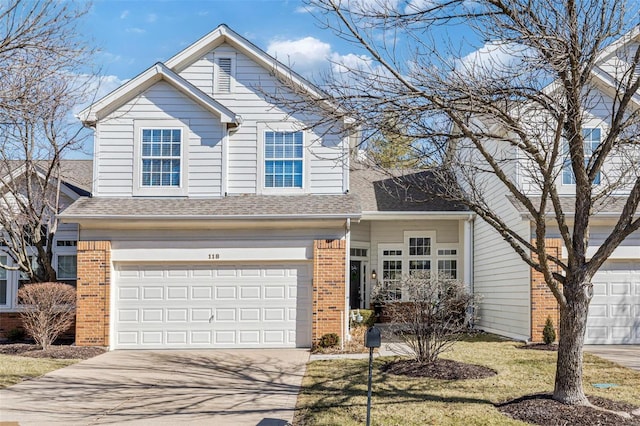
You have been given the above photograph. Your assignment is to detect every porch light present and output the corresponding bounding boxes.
[371,270,377,280]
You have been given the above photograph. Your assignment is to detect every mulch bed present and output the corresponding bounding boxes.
[0,343,106,360]
[381,358,497,380]
[497,394,640,425]
[518,343,558,351]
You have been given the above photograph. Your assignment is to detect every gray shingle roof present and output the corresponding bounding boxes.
[60,193,361,219]
[507,195,637,215]
[349,166,468,212]
[1,160,93,195]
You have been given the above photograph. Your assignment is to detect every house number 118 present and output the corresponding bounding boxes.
[208,253,220,260]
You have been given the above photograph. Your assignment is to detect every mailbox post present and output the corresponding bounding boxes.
[364,326,381,426]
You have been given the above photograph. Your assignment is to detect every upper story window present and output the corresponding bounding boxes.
[408,236,432,273]
[141,129,182,187]
[264,131,303,188]
[562,128,601,185]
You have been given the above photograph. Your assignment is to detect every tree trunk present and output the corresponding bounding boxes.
[553,276,590,405]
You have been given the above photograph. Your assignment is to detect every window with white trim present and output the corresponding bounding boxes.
[408,236,432,275]
[0,256,7,305]
[57,255,77,287]
[381,249,403,301]
[437,248,458,279]
[264,131,303,188]
[141,129,182,187]
[562,128,601,185]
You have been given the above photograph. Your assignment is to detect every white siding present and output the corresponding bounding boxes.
[179,43,346,195]
[96,82,225,197]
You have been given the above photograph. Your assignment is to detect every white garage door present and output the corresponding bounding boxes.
[113,263,312,349]
[585,261,640,344]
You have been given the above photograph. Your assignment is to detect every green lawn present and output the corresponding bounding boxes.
[0,354,78,388]
[295,338,640,425]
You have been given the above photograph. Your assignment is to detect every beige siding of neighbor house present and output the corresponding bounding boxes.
[179,43,346,195]
[368,220,461,280]
[95,81,225,197]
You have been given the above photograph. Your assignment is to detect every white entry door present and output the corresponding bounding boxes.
[585,261,640,344]
[113,263,312,349]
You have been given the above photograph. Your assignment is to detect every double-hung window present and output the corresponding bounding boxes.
[408,236,432,274]
[437,249,458,279]
[562,128,601,185]
[57,255,77,287]
[0,256,7,305]
[380,248,403,301]
[264,131,303,188]
[141,129,182,187]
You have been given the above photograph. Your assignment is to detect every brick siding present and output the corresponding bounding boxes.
[0,312,75,341]
[530,238,562,343]
[312,239,346,344]
[76,240,111,347]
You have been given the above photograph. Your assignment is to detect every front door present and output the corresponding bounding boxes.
[350,260,361,309]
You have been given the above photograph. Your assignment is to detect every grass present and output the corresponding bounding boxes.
[0,354,78,388]
[295,337,640,425]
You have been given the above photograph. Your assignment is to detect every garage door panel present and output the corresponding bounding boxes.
[586,261,640,344]
[113,263,313,349]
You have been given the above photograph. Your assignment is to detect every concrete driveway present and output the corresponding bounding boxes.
[0,349,309,425]
[584,345,640,371]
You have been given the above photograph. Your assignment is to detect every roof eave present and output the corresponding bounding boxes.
[360,211,473,220]
[59,212,362,223]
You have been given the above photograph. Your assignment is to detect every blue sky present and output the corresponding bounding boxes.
[70,0,482,158]
[82,0,367,84]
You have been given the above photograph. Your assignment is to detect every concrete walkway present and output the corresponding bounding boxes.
[0,349,309,425]
[583,345,640,371]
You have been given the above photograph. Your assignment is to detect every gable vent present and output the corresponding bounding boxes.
[217,57,232,93]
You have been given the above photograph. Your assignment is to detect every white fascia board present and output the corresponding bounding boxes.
[360,211,474,221]
[561,245,640,260]
[78,63,241,126]
[590,67,640,108]
[58,213,360,223]
[595,26,640,63]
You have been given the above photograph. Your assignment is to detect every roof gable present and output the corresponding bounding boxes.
[165,24,326,101]
[78,63,242,126]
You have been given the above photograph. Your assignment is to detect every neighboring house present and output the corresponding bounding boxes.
[466,30,640,345]
[0,160,92,337]
[54,24,637,350]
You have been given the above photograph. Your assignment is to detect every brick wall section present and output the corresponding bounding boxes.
[0,313,75,341]
[312,239,346,344]
[531,238,562,343]
[76,240,111,347]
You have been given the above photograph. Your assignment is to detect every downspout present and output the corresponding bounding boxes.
[464,214,475,327]
[222,125,229,196]
[344,217,351,349]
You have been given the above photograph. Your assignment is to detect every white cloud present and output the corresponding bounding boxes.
[456,41,531,77]
[120,10,129,19]
[126,27,145,34]
[197,10,209,16]
[294,5,316,13]
[71,74,128,118]
[146,13,157,23]
[267,37,332,77]
[347,0,400,13]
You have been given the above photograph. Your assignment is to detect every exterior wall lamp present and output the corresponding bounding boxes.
[371,270,377,280]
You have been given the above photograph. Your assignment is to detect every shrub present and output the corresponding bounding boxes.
[6,327,26,342]
[17,282,76,351]
[543,316,556,345]
[376,271,477,364]
[318,333,340,348]
[349,309,376,328]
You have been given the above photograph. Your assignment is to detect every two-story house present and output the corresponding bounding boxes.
[58,24,638,350]
[466,29,640,345]
[59,25,471,350]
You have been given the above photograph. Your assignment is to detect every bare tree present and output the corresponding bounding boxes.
[0,0,93,282]
[18,282,76,350]
[378,272,476,364]
[273,0,640,406]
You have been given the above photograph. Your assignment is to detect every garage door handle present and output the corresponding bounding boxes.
[209,314,214,323]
